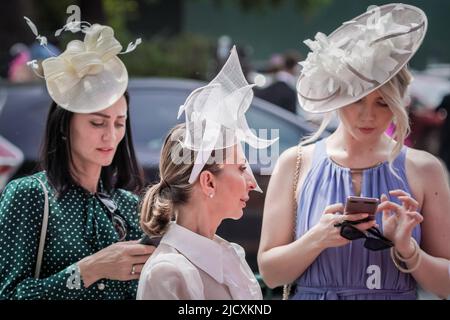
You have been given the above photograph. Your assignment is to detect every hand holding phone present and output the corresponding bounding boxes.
[344,196,379,223]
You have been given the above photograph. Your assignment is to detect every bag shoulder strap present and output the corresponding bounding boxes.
[34,177,49,279]
[282,144,303,300]
[292,144,303,207]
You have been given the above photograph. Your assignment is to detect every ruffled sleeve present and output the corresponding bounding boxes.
[0,176,85,300]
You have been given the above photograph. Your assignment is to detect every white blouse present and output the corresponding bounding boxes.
[136,223,262,300]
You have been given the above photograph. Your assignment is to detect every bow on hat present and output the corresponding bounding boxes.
[42,25,122,104]
[24,17,141,113]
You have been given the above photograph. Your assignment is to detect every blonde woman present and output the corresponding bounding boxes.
[136,47,276,300]
[258,4,450,300]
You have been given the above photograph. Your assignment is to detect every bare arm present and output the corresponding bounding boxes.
[257,146,319,288]
[405,151,450,298]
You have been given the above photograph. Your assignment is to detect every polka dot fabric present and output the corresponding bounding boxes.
[0,171,143,300]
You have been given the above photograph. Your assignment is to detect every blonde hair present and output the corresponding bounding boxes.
[300,66,413,173]
[379,67,412,169]
[140,124,222,236]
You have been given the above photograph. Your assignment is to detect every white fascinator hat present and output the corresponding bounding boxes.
[24,17,141,113]
[297,3,427,114]
[177,46,278,192]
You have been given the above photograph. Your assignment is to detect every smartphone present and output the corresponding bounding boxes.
[139,235,162,247]
[344,196,379,222]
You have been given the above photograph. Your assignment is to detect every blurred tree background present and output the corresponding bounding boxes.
[1,0,449,80]
[0,0,331,79]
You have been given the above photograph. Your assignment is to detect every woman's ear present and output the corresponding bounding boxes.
[198,170,216,197]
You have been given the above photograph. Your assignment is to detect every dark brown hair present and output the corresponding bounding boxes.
[40,91,144,196]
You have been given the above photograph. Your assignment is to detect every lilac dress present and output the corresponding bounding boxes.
[293,139,420,300]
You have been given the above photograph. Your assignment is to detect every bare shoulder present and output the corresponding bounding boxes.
[403,147,449,209]
[406,147,447,178]
[275,143,315,173]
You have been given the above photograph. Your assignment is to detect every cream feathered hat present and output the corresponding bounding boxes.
[24,17,141,113]
[177,46,278,192]
[297,3,427,114]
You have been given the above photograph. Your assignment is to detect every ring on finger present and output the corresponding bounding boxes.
[131,264,136,275]
[334,215,346,227]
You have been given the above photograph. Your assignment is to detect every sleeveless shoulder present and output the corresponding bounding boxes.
[404,147,442,172]
[275,142,317,175]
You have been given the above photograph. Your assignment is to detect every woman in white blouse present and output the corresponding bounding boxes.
[136,125,262,300]
[136,46,275,300]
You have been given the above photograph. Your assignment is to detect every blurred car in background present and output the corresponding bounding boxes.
[0,135,23,190]
[0,78,329,273]
[409,70,450,109]
[0,88,24,190]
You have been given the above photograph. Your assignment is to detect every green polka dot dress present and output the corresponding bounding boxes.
[0,171,143,300]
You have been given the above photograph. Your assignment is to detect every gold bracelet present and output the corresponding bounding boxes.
[390,239,422,273]
[394,238,419,262]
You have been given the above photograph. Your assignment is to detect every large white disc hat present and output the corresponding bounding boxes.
[177,46,278,192]
[297,3,428,114]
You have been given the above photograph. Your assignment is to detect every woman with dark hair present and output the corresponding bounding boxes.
[0,21,153,299]
[42,91,142,196]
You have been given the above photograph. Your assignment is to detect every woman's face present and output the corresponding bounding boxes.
[212,145,256,220]
[338,90,393,142]
[70,96,127,169]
